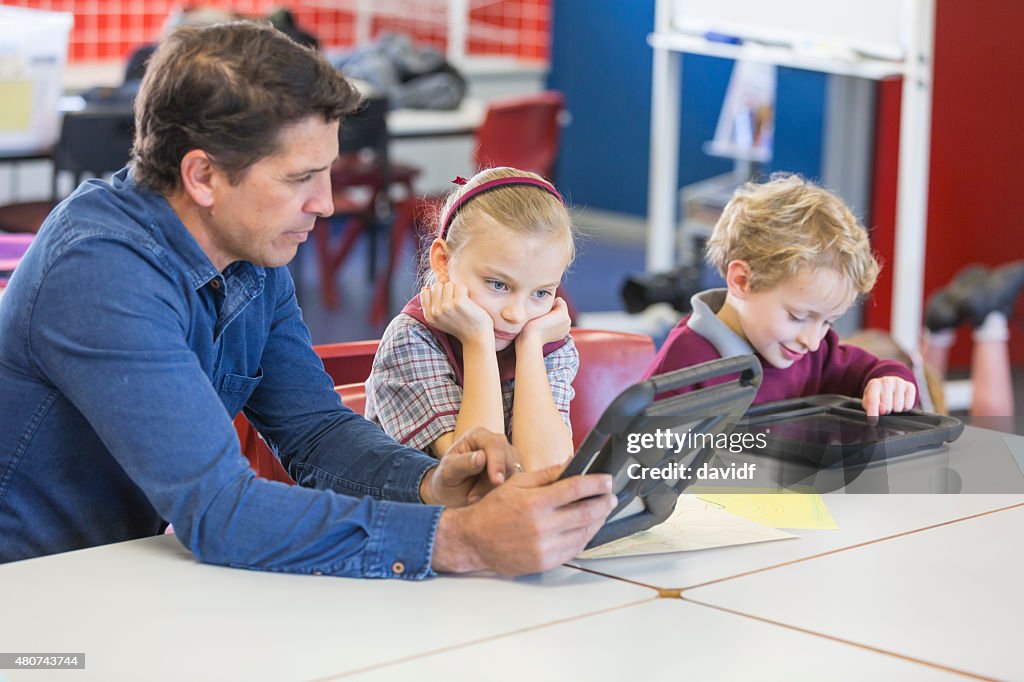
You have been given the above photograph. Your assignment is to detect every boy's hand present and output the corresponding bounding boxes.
[862,376,917,418]
[518,297,571,348]
[420,282,493,345]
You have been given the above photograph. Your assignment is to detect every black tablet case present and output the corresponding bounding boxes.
[562,355,762,549]
[734,394,964,467]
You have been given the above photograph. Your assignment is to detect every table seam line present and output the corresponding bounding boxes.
[563,501,1024,595]
[681,596,1003,682]
[677,501,1024,592]
[567,563,665,592]
[312,595,659,680]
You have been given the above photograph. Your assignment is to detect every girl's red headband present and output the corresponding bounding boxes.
[440,175,565,240]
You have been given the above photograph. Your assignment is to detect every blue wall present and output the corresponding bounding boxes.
[548,0,825,217]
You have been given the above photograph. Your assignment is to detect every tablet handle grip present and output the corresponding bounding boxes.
[648,354,762,394]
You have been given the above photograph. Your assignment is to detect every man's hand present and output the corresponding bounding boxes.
[517,297,571,348]
[862,376,917,418]
[430,463,617,575]
[419,428,520,508]
[420,282,494,345]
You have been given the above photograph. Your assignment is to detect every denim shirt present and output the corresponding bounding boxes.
[0,169,442,578]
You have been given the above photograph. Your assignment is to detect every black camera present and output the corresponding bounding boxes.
[620,264,703,314]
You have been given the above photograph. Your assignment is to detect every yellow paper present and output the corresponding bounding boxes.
[0,81,33,131]
[694,488,838,530]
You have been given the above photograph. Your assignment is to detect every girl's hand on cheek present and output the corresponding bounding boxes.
[421,282,494,345]
[519,297,571,348]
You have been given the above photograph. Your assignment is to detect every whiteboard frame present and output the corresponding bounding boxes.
[645,0,935,352]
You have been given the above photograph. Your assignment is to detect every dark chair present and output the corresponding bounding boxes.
[310,95,420,310]
[0,106,136,234]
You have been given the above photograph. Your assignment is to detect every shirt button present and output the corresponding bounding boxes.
[391,561,405,575]
[209,279,221,290]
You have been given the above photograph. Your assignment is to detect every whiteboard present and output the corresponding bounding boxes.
[671,0,909,61]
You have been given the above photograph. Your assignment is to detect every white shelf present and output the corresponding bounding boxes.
[648,32,905,80]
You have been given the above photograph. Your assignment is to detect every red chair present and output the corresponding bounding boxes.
[313,339,380,385]
[335,382,367,416]
[239,329,654,479]
[371,91,568,323]
[235,381,371,484]
[474,90,565,180]
[311,95,420,310]
[234,414,293,485]
[236,339,381,482]
[568,329,656,450]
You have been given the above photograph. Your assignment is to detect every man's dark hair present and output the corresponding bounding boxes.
[131,21,360,194]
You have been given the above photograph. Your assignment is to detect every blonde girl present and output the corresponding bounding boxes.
[365,167,578,470]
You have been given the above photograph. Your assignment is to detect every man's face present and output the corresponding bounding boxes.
[200,116,339,270]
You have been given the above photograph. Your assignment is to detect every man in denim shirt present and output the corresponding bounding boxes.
[0,22,614,577]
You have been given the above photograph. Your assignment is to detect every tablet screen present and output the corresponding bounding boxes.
[746,413,914,447]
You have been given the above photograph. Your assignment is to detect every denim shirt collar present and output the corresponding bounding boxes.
[114,168,266,292]
[114,169,267,337]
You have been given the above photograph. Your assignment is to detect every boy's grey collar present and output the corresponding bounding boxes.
[687,289,756,358]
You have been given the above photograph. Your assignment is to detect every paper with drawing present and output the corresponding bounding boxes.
[578,494,795,560]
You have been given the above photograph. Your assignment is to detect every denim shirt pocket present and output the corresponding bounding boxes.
[218,369,264,418]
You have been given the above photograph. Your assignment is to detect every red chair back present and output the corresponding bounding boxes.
[236,382,370,484]
[335,382,367,416]
[234,413,294,485]
[373,91,567,322]
[569,329,656,450]
[243,329,655,478]
[474,91,565,179]
[314,339,380,385]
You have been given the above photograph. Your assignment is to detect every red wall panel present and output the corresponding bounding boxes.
[1,0,550,63]
[871,0,1024,367]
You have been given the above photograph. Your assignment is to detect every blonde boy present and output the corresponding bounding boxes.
[644,174,917,417]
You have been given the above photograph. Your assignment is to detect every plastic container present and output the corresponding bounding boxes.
[0,7,74,154]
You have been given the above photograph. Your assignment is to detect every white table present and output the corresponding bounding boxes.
[571,494,1024,590]
[3,426,1021,681]
[386,98,485,140]
[0,535,651,681]
[53,95,487,142]
[352,599,966,682]
[386,99,485,193]
[685,503,1024,681]
[571,424,1024,587]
